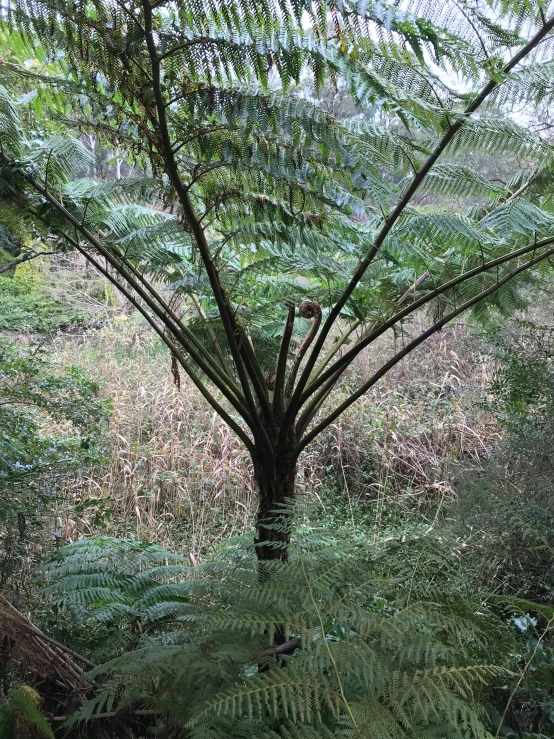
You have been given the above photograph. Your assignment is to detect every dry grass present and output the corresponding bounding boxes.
[51,317,499,556]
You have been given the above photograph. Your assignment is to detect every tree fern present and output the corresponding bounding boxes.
[2,1,554,567]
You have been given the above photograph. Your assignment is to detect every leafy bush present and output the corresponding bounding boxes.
[452,316,554,736]
[0,339,110,596]
[457,318,554,601]
[0,269,88,332]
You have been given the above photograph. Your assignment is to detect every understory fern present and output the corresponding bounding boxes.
[40,537,191,652]
[40,526,546,738]
[0,686,55,739]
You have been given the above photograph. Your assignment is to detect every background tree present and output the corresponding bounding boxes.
[0,339,109,600]
[2,0,554,583]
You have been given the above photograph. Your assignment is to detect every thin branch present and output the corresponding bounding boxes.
[494,615,554,738]
[51,709,159,723]
[296,244,554,455]
[502,177,537,205]
[0,248,56,276]
[284,14,554,426]
[396,271,430,306]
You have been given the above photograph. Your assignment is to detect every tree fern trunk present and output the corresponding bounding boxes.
[254,449,297,648]
[253,452,296,565]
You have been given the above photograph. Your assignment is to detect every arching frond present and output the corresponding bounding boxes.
[42,527,524,738]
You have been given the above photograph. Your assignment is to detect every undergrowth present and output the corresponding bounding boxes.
[38,522,545,739]
[49,317,496,554]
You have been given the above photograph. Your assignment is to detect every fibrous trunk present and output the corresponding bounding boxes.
[253,451,297,565]
[253,449,297,648]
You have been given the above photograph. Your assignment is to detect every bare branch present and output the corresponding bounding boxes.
[0,247,56,275]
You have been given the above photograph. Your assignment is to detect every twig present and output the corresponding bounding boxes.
[494,615,554,738]
[50,708,159,722]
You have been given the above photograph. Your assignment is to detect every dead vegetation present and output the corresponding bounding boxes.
[49,318,498,556]
[0,596,94,719]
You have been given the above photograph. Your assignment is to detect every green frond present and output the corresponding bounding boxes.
[448,117,548,158]
[0,85,22,156]
[41,527,524,737]
[0,687,54,739]
[416,164,509,200]
[26,134,93,187]
[189,666,330,726]
[480,199,554,238]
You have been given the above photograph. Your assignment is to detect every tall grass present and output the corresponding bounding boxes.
[52,318,498,556]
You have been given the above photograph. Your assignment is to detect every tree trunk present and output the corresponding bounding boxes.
[253,451,297,565]
[253,448,297,648]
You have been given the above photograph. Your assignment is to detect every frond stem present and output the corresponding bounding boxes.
[141,0,274,455]
[190,293,235,376]
[299,234,554,407]
[284,305,322,401]
[116,252,244,397]
[2,153,254,425]
[68,236,255,452]
[273,305,295,415]
[284,13,554,428]
[296,244,554,455]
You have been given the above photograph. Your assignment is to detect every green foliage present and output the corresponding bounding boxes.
[0,270,88,332]
[0,339,110,594]
[0,339,109,485]
[454,316,554,595]
[40,537,190,657]
[0,0,553,487]
[0,685,54,739]
[485,320,554,442]
[0,1,553,363]
[451,313,554,736]
[40,525,541,739]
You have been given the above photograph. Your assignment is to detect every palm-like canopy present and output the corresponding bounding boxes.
[2,0,554,556]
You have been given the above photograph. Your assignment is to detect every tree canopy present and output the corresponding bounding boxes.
[2,0,554,562]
